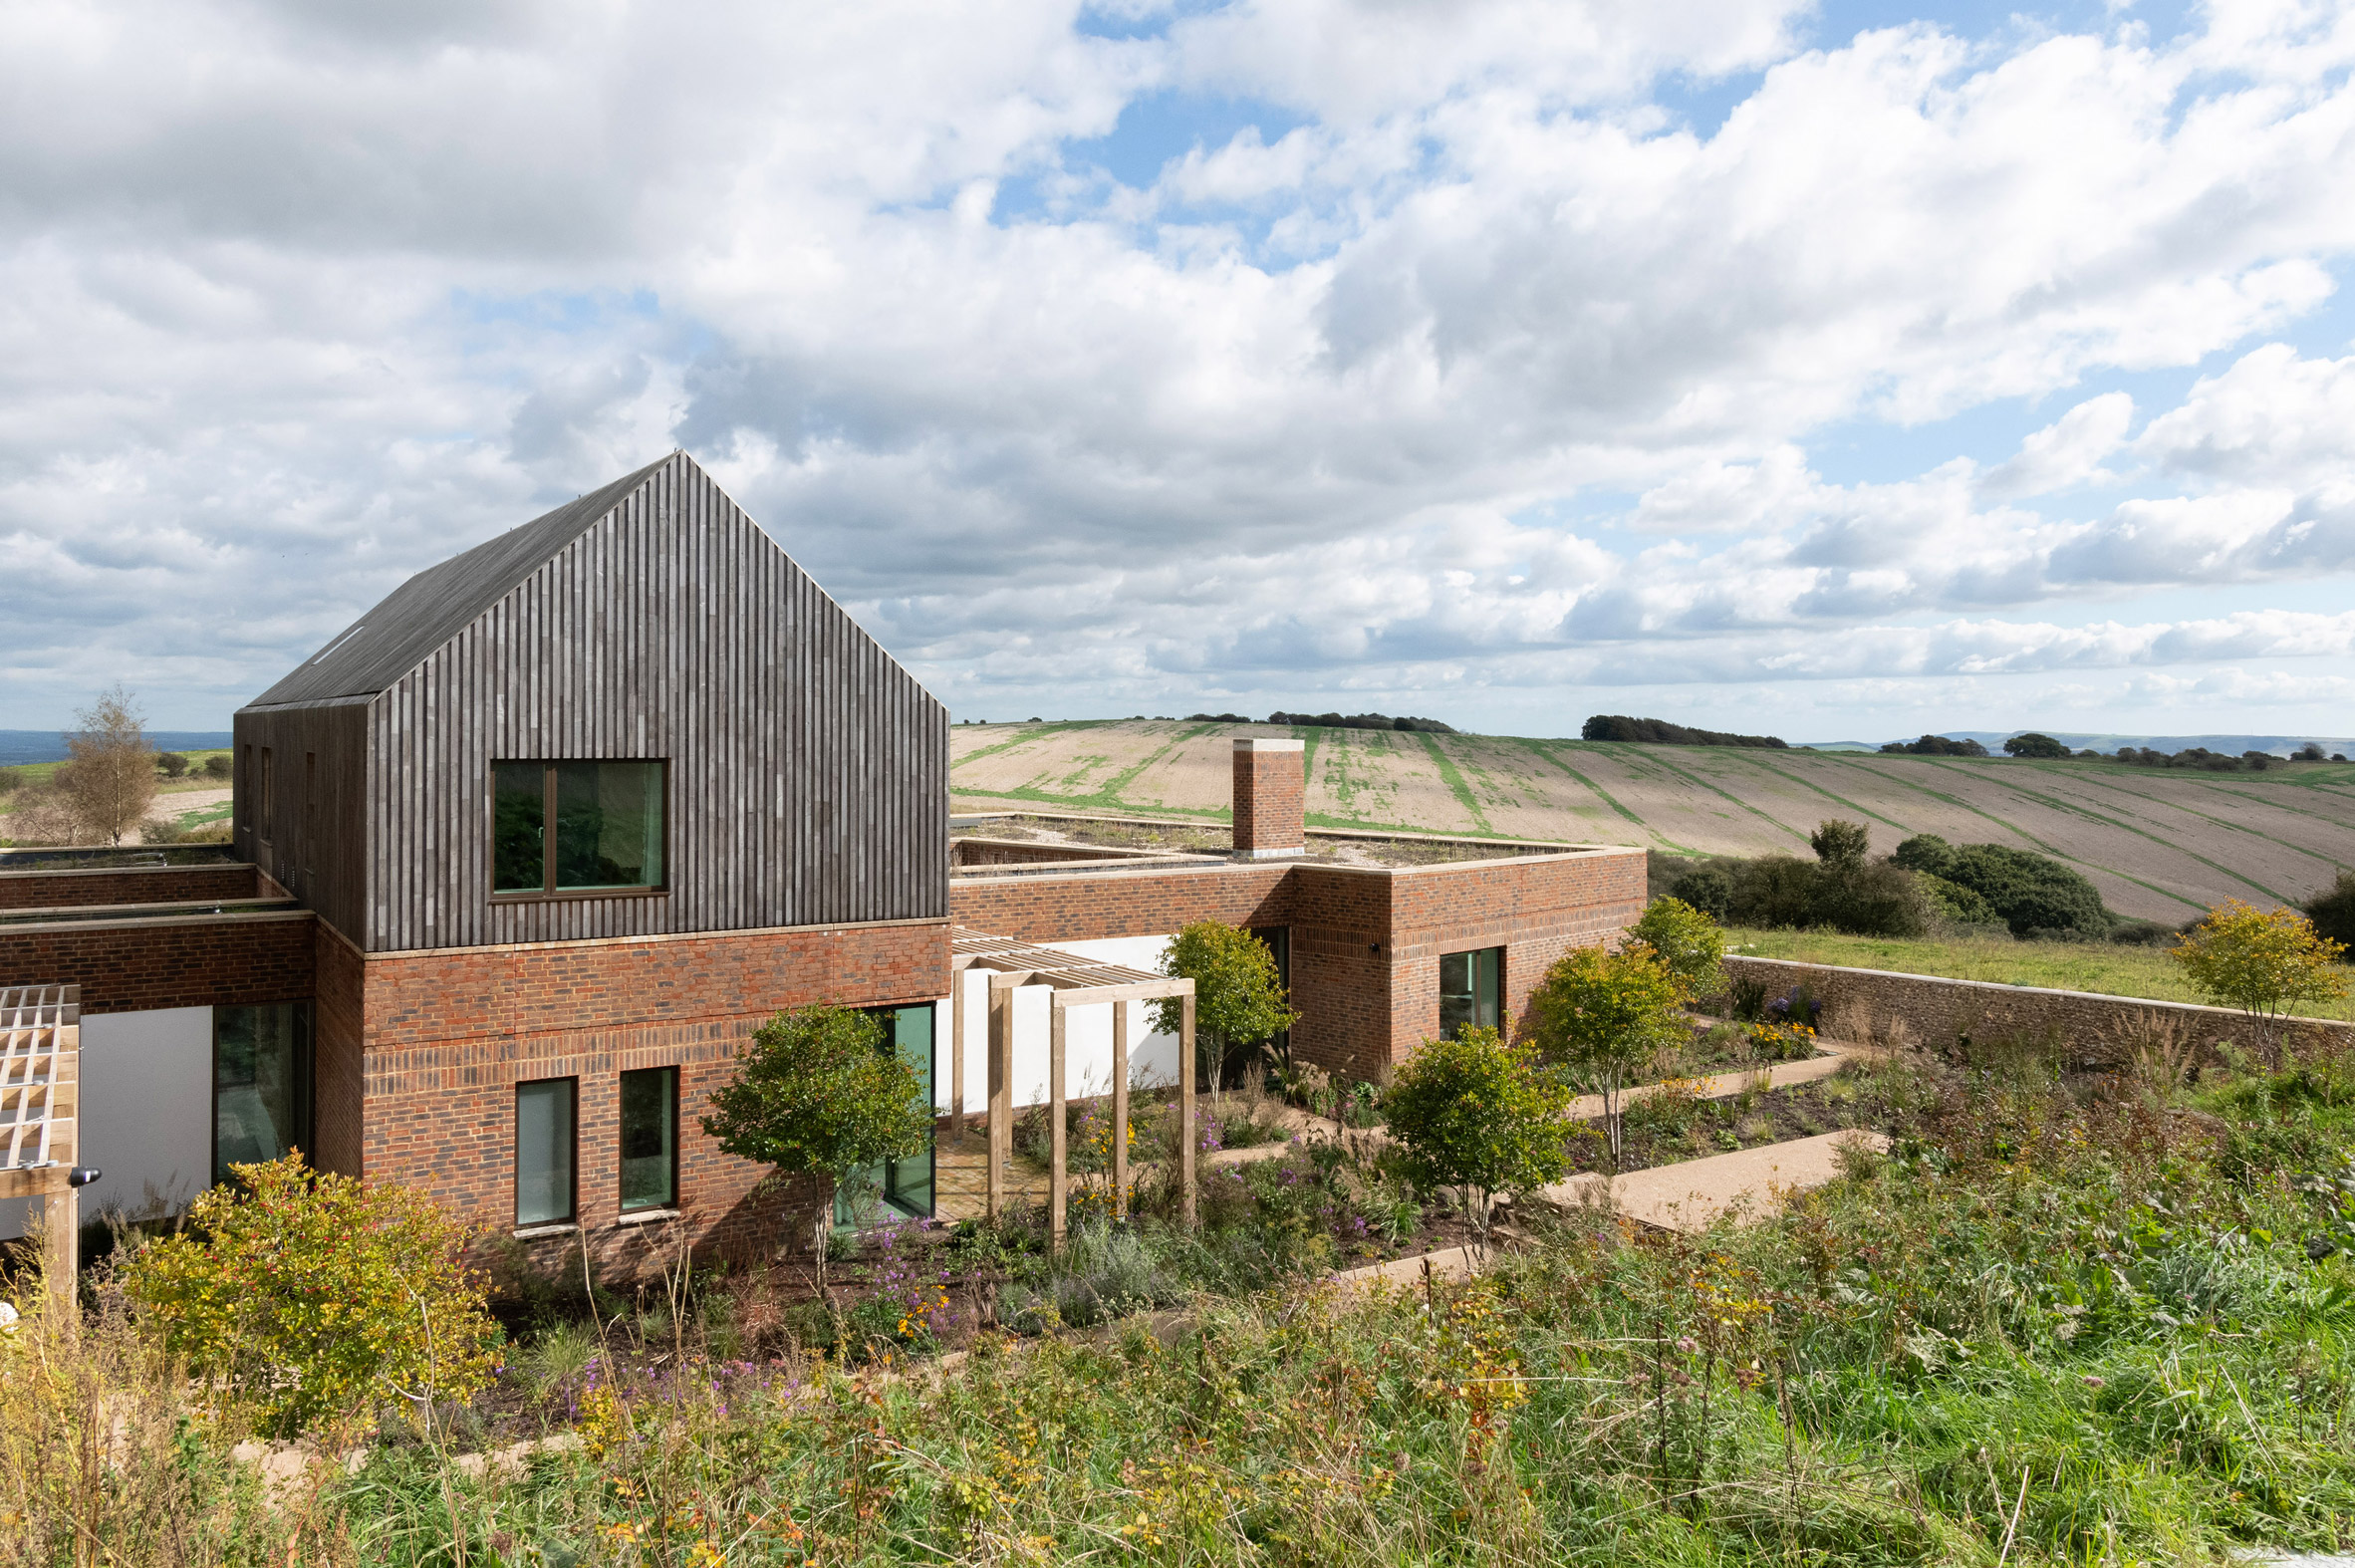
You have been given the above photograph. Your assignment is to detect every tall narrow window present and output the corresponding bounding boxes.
[258,747,274,846]
[212,1003,312,1185]
[619,1066,678,1211]
[1439,947,1502,1039]
[302,751,317,880]
[515,1078,578,1227]
[837,1005,936,1225]
[492,760,665,896]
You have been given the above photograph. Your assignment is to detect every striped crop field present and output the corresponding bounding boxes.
[948,719,2355,922]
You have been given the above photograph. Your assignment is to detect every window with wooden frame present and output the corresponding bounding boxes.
[491,761,667,898]
[1439,946,1502,1039]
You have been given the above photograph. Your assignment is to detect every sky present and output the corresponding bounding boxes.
[4,0,2354,743]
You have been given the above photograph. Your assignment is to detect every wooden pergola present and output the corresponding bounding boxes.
[0,985,82,1314]
[947,929,1196,1241]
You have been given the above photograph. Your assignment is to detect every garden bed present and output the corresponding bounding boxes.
[1565,1054,1943,1176]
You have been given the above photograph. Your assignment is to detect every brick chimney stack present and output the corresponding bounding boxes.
[1231,737,1305,859]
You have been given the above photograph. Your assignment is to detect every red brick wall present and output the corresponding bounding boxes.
[1232,742,1304,855]
[0,913,316,1013]
[950,865,1294,941]
[0,864,262,911]
[355,919,950,1261]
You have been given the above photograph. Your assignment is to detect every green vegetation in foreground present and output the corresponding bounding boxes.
[29,1041,2355,1563]
[1726,924,2355,1021]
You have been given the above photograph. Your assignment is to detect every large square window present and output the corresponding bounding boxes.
[619,1066,678,1212]
[515,1078,578,1227]
[493,761,665,896]
[1439,947,1501,1039]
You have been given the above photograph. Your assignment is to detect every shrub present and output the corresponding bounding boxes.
[2002,731,2068,758]
[1526,944,1686,1166]
[2172,900,2348,1060]
[2306,869,2355,956]
[1941,842,2108,938]
[1667,862,1733,918]
[1623,896,1725,995]
[702,1004,933,1262]
[1383,1026,1571,1235]
[1808,860,1930,937]
[0,765,21,795]
[1891,833,1957,876]
[1919,871,2002,927]
[155,751,189,778]
[201,753,232,779]
[121,1154,499,1436]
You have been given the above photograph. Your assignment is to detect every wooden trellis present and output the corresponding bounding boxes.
[949,929,1196,1243]
[0,985,81,1311]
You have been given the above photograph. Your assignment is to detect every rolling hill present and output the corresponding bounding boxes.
[949,719,2355,923]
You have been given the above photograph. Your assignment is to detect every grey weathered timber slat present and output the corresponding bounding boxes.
[234,452,947,951]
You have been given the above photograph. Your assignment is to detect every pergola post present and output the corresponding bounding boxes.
[949,967,967,1146]
[1048,999,1069,1247]
[986,974,1014,1221]
[1179,987,1197,1230]
[41,1190,77,1321]
[1111,1000,1130,1220]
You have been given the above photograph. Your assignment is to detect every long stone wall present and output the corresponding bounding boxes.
[1722,954,2355,1058]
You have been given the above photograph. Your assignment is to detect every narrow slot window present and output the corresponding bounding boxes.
[619,1066,678,1211]
[515,1078,578,1227]
[1439,946,1502,1039]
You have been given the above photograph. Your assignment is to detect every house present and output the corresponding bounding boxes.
[0,452,1642,1256]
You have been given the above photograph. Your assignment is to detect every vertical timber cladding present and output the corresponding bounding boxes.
[365,454,950,950]
[229,697,370,947]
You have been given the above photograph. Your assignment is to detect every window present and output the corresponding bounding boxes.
[1439,947,1502,1039]
[302,751,317,880]
[258,747,274,844]
[619,1066,678,1211]
[515,1078,578,1227]
[1249,925,1292,1055]
[212,1003,312,1185]
[493,760,665,897]
[836,1004,936,1225]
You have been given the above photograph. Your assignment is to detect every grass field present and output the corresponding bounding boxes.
[1725,925,2355,1022]
[951,720,2355,921]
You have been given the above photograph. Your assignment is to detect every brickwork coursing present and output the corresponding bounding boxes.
[0,912,316,1014]
[1722,954,2355,1060]
[0,864,264,911]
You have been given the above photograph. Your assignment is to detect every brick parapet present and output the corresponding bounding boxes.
[0,864,263,911]
[0,912,316,1013]
[1722,954,2355,1059]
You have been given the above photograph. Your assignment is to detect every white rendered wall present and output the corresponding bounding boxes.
[0,1005,212,1241]
[933,934,1181,1116]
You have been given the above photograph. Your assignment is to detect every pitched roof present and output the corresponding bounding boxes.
[243,455,672,709]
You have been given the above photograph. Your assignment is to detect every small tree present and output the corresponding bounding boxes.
[701,1005,931,1273]
[1153,920,1299,1097]
[2305,869,2355,954]
[1623,896,1726,996]
[1382,1025,1570,1240]
[122,1154,499,1437]
[56,685,156,845]
[156,751,189,778]
[1526,944,1686,1168]
[2172,901,2348,1063]
[2003,732,2068,758]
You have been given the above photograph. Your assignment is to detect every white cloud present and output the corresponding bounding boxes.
[0,0,2353,735]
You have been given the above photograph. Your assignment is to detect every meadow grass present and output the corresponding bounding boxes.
[17,1038,2355,1565]
[1725,924,2355,1023]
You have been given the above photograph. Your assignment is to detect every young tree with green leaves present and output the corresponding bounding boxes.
[1622,896,1726,996]
[1526,944,1687,1168]
[1153,919,1299,1098]
[1382,1025,1571,1241]
[2172,900,2348,1063]
[702,1005,933,1275]
[57,685,155,846]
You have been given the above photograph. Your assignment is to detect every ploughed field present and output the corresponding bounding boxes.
[949,719,2355,922]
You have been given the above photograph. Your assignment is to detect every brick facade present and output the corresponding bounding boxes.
[1231,739,1305,857]
[353,918,950,1261]
[0,863,266,910]
[950,847,1647,1079]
